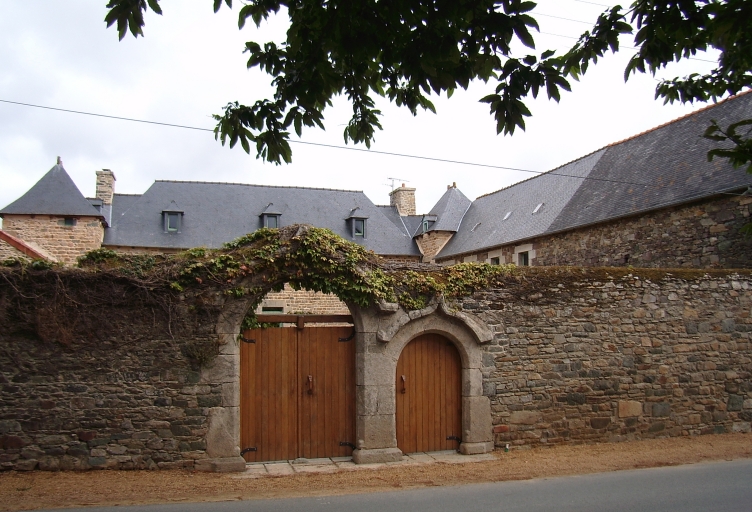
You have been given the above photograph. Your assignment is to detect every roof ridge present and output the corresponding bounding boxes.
[114,193,142,197]
[153,180,362,193]
[605,89,752,147]
[475,90,752,201]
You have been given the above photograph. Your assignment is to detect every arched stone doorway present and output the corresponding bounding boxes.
[396,333,462,453]
[349,300,495,464]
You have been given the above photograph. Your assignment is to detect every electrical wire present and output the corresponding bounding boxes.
[0,98,652,187]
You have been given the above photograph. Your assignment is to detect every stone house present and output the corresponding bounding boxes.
[2,93,751,271]
[1,94,751,472]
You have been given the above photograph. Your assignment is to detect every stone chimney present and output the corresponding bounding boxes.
[389,183,416,216]
[95,169,116,205]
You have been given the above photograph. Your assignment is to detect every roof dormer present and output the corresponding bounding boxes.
[347,207,368,239]
[259,203,282,229]
[162,201,184,233]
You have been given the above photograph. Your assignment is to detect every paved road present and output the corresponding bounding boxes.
[37,459,752,512]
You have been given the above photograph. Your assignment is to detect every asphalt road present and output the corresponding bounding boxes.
[36,459,752,512]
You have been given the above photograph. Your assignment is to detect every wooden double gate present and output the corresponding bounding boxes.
[239,324,356,462]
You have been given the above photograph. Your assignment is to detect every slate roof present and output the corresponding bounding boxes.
[438,150,605,257]
[419,186,472,235]
[0,163,102,218]
[437,91,752,260]
[104,181,420,256]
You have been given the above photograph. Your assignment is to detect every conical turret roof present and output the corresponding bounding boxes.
[0,159,102,218]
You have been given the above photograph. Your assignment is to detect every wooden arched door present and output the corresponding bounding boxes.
[395,333,462,453]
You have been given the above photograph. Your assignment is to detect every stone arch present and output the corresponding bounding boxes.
[350,304,494,464]
[200,284,362,471]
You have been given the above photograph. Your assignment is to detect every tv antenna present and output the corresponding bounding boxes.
[385,177,410,191]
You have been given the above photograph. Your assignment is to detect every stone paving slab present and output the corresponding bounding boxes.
[232,450,495,479]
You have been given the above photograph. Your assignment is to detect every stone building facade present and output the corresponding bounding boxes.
[446,193,752,269]
[1,215,103,266]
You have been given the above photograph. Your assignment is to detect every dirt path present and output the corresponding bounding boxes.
[2,433,751,511]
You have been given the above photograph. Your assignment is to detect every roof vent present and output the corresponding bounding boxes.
[532,203,544,214]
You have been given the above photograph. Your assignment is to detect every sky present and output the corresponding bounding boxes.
[0,1,722,224]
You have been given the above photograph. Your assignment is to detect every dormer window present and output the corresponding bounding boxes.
[354,218,365,237]
[259,203,282,229]
[162,201,184,234]
[166,213,180,232]
[347,207,368,239]
[264,214,280,228]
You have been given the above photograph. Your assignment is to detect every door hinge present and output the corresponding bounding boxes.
[241,447,257,455]
[339,441,356,451]
[338,327,356,342]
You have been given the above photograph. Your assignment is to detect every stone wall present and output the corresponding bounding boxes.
[261,283,350,315]
[0,272,228,472]
[455,268,752,448]
[0,239,30,262]
[439,194,752,269]
[2,215,104,266]
[415,231,454,263]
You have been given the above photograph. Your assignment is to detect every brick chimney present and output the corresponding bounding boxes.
[389,183,416,216]
[95,169,116,205]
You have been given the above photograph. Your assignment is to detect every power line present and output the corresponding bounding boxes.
[0,98,652,187]
[539,31,718,64]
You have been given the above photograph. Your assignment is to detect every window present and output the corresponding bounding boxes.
[61,217,77,227]
[167,213,180,232]
[490,257,500,265]
[354,218,365,237]
[162,210,183,233]
[422,219,429,233]
[518,251,529,266]
[264,215,279,229]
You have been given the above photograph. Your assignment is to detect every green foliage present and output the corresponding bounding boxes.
[704,119,752,173]
[2,257,26,268]
[78,248,119,266]
[104,0,751,173]
[240,313,280,331]
[104,0,595,163]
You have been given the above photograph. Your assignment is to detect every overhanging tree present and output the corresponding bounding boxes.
[105,0,751,172]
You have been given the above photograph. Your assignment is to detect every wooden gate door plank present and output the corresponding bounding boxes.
[396,334,462,454]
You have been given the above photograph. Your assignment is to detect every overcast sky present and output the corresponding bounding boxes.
[0,1,721,223]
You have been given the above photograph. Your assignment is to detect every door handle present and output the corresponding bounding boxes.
[307,375,314,395]
[401,375,406,394]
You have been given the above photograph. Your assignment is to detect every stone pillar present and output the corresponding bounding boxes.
[352,306,404,464]
[95,169,116,205]
[389,184,416,216]
[196,300,247,472]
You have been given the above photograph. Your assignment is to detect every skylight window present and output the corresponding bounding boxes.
[532,203,544,214]
[503,211,512,220]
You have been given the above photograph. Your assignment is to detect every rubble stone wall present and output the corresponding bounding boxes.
[0,239,30,262]
[2,215,103,266]
[456,269,752,448]
[441,195,752,269]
